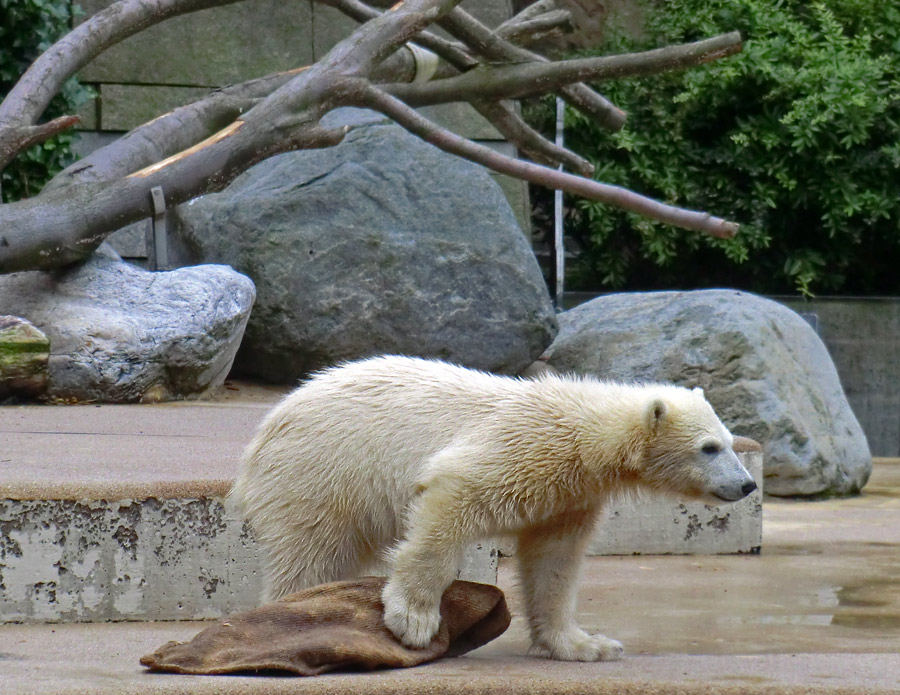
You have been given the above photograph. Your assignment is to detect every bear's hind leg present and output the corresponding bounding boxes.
[260,525,371,601]
[517,511,624,662]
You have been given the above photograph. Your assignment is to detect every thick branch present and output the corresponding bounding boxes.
[0,121,348,274]
[439,8,626,131]
[360,84,738,238]
[386,32,743,104]
[0,0,246,169]
[497,0,559,31]
[45,42,428,190]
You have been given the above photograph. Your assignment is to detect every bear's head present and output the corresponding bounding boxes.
[638,386,757,504]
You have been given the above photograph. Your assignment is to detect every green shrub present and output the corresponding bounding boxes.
[0,0,92,203]
[532,0,900,295]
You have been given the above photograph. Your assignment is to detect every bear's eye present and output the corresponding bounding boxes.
[701,443,721,455]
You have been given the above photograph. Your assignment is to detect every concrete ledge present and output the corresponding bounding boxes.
[0,495,496,624]
[0,396,497,623]
[589,437,764,555]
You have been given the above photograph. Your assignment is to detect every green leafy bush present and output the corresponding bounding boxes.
[532,0,900,295]
[0,0,91,202]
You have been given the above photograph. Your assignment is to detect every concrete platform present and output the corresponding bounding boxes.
[2,462,899,693]
[0,382,288,500]
[0,384,497,621]
[0,382,500,622]
[1,388,899,692]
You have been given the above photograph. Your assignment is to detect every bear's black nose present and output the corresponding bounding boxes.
[741,480,758,496]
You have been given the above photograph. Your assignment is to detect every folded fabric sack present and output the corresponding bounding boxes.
[140,577,510,676]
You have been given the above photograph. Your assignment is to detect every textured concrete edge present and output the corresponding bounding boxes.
[0,479,233,501]
[588,448,763,556]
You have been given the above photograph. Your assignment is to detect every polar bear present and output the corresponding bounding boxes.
[231,355,756,661]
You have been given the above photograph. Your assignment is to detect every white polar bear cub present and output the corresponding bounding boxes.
[231,355,755,661]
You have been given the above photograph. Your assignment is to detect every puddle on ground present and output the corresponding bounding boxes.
[832,613,900,630]
[714,578,900,632]
[554,550,900,656]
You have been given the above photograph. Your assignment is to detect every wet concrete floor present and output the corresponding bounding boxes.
[484,459,900,658]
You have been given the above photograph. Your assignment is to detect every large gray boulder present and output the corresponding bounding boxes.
[545,290,871,497]
[0,248,255,402]
[173,110,557,382]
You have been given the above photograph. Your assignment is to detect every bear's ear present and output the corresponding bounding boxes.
[645,398,668,433]
[692,386,705,398]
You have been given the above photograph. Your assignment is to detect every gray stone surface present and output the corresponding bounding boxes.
[0,497,260,623]
[0,249,255,403]
[545,290,871,497]
[173,111,557,382]
[0,317,49,401]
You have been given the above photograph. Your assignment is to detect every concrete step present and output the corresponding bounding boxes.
[589,437,763,555]
[0,386,495,623]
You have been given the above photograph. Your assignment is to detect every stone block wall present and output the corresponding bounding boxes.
[779,297,900,457]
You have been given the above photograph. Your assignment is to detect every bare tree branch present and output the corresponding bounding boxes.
[318,0,479,70]
[0,0,745,276]
[386,32,743,104]
[0,116,82,168]
[439,7,627,131]
[318,0,595,174]
[359,83,738,238]
[0,0,471,272]
[45,42,429,191]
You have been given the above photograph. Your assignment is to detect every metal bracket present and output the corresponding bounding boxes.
[145,186,169,271]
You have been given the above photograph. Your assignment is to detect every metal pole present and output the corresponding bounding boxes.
[553,97,565,308]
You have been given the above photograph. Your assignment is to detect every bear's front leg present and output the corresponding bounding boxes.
[381,488,466,648]
[517,511,624,662]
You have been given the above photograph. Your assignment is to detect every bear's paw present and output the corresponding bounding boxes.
[381,581,442,648]
[533,629,624,662]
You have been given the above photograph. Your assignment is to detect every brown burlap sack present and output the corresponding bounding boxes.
[140,577,510,676]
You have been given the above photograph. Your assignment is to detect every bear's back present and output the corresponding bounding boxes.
[237,356,530,514]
